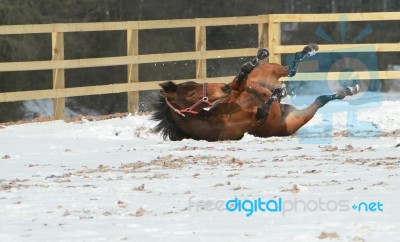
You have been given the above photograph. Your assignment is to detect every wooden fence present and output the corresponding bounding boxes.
[0,12,399,119]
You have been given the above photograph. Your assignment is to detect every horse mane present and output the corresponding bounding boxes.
[151,94,190,141]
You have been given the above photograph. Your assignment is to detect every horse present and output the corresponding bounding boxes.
[151,44,359,141]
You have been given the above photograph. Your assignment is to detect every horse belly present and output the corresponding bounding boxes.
[249,103,284,137]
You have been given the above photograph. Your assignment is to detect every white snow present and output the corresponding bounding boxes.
[22,99,99,120]
[1,94,399,242]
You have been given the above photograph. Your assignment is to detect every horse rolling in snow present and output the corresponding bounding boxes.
[152,43,359,141]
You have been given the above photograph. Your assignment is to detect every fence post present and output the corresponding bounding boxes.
[52,32,65,120]
[127,29,139,114]
[268,15,281,65]
[195,26,207,79]
[258,16,269,64]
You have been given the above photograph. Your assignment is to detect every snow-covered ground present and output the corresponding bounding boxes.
[22,99,99,120]
[1,93,399,242]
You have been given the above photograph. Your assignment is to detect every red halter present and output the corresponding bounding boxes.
[165,83,216,117]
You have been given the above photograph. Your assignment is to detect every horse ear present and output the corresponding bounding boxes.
[159,81,177,92]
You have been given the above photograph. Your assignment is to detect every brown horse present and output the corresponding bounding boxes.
[152,44,359,141]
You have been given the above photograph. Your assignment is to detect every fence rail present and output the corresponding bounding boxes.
[0,12,399,119]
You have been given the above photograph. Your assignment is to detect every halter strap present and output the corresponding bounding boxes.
[165,83,215,117]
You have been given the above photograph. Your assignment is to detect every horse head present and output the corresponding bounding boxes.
[159,81,231,117]
[152,81,232,141]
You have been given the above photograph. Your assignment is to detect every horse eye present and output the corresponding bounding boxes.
[187,91,195,97]
[221,84,231,92]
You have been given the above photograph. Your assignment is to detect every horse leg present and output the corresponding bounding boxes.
[282,85,360,135]
[231,48,269,91]
[287,43,319,77]
[255,42,319,123]
[255,86,287,122]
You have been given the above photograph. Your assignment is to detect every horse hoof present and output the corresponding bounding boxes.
[346,84,360,95]
[336,84,360,100]
[271,85,287,100]
[308,43,319,52]
[304,43,318,57]
[257,48,269,60]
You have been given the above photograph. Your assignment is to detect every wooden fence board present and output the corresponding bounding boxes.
[127,29,139,113]
[0,76,235,102]
[274,43,400,53]
[273,12,400,22]
[0,16,266,35]
[51,32,65,119]
[0,48,258,72]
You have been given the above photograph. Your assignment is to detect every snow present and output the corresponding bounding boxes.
[22,99,99,120]
[1,93,400,242]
